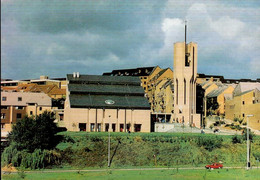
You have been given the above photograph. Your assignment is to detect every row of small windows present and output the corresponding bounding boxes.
[1,113,22,119]
[2,97,22,101]
[79,123,141,132]
[242,100,259,105]
[1,106,42,110]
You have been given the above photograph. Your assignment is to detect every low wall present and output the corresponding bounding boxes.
[154,123,175,132]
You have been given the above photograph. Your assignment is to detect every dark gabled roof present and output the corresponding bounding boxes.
[51,77,66,81]
[70,94,150,109]
[102,66,156,76]
[67,74,141,86]
[67,74,150,109]
[197,73,224,80]
[68,84,144,96]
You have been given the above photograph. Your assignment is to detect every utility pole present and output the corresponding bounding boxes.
[247,114,253,170]
[108,115,111,167]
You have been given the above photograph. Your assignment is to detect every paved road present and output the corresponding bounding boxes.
[2,166,259,174]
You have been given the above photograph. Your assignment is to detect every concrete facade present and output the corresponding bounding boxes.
[63,74,151,132]
[173,42,200,127]
[64,108,150,132]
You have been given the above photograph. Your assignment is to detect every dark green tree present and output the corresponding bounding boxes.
[8,111,59,152]
[207,98,219,115]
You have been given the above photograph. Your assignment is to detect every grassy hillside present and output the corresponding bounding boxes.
[55,132,260,169]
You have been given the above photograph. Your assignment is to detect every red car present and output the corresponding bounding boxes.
[205,163,223,169]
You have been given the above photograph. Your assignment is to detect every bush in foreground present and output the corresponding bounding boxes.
[1,111,61,169]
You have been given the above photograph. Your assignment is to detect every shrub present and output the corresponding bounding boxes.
[8,111,59,152]
[234,117,239,122]
[1,145,61,169]
[242,129,255,142]
[196,136,223,151]
[232,135,242,144]
[253,151,260,161]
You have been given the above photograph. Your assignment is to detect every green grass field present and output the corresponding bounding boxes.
[2,168,260,180]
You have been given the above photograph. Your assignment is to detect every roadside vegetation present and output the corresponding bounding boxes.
[1,111,62,169]
[2,120,260,171]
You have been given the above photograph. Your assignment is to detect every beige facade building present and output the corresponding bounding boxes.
[1,92,52,134]
[206,85,235,115]
[63,74,151,132]
[226,89,260,130]
[225,82,260,130]
[173,42,200,127]
[147,68,173,113]
[153,79,174,114]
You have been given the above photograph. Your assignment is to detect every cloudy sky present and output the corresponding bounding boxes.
[2,0,260,80]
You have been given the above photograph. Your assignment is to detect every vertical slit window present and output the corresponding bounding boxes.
[103,109,105,118]
[184,79,186,104]
[176,79,178,105]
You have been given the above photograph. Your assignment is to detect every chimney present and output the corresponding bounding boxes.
[73,72,76,78]
[76,72,80,78]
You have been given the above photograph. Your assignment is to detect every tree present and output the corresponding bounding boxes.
[206,98,219,115]
[8,111,59,153]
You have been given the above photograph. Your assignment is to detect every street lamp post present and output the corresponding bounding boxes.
[247,114,253,170]
[108,115,111,167]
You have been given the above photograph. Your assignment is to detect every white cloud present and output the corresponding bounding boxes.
[159,18,184,58]
[211,16,245,39]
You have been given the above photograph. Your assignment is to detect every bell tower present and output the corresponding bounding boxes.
[173,21,200,127]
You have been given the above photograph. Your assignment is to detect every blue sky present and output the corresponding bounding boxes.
[1,0,260,80]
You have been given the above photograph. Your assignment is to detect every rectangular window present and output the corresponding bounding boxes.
[39,107,42,111]
[16,106,24,110]
[90,123,95,132]
[16,113,22,120]
[112,123,116,132]
[79,123,86,131]
[242,101,245,105]
[105,123,109,132]
[97,123,101,132]
[59,114,64,121]
[2,97,7,101]
[30,111,33,115]
[242,114,245,118]
[134,124,142,132]
[103,109,105,118]
[185,52,190,66]
[18,97,22,101]
[1,113,6,119]
[120,124,124,132]
[1,123,5,129]
[127,123,131,132]
[1,106,8,109]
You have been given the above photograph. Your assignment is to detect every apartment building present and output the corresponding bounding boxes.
[1,91,52,133]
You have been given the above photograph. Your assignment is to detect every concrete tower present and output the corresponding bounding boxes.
[173,23,200,127]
